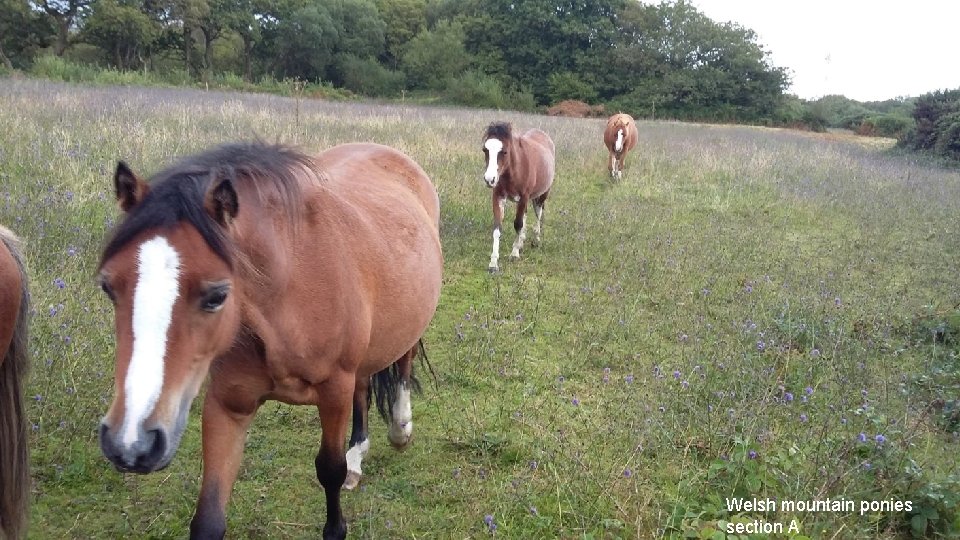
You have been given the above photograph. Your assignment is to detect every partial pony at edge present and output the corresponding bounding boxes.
[0,228,29,540]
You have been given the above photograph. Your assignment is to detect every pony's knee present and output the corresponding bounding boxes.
[315,452,347,490]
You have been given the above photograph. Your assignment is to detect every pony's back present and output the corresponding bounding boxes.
[0,226,29,540]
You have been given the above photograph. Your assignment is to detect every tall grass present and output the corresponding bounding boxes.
[1,78,959,538]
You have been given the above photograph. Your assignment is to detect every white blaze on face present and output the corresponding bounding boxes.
[615,128,624,152]
[120,236,181,447]
[483,138,504,186]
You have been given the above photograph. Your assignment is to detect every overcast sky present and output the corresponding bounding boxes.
[692,0,960,102]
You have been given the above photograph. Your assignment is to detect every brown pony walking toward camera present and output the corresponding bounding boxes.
[481,122,555,271]
[603,113,638,180]
[96,142,442,540]
[0,226,29,540]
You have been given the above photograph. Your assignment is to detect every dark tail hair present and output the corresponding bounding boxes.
[0,228,29,540]
[370,339,435,423]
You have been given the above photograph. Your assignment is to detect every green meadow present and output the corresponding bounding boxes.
[2,78,959,539]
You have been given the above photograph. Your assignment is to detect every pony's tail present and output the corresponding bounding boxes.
[371,339,435,423]
[0,229,29,540]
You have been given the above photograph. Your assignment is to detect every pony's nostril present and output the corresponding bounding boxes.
[139,428,167,469]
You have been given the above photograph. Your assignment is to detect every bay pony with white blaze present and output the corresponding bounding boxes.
[603,113,638,180]
[96,142,443,540]
[0,226,29,540]
[481,122,555,271]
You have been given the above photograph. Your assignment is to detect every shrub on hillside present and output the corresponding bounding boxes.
[336,54,405,98]
[443,70,535,111]
[900,88,960,162]
[855,114,912,138]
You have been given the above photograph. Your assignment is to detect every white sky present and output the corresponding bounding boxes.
[693,0,960,102]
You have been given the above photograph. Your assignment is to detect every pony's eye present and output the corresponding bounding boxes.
[201,286,230,313]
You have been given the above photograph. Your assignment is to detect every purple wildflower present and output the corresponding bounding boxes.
[784,392,794,402]
[805,386,814,395]
[625,374,634,384]
[858,432,867,443]
[673,370,681,379]
[53,278,66,289]
[875,434,886,444]
[800,414,808,422]
[748,450,758,459]
[623,468,633,478]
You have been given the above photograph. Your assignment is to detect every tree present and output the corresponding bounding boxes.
[31,0,93,56]
[459,0,625,104]
[81,0,161,70]
[376,0,426,67]
[0,0,54,69]
[400,19,469,90]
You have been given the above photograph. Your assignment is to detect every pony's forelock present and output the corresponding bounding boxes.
[483,122,512,142]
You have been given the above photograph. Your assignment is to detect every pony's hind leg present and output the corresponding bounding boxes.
[510,197,529,260]
[343,377,371,490]
[387,348,416,449]
[532,193,547,247]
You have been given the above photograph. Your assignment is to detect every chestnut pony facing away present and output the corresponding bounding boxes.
[603,113,638,180]
[481,122,555,272]
[96,142,443,540]
[0,226,29,540]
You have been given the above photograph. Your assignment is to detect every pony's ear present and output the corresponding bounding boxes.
[114,161,149,212]
[204,176,239,227]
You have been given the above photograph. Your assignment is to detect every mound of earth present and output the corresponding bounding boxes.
[547,100,605,118]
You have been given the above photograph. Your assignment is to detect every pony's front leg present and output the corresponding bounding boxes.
[489,196,505,272]
[315,374,353,540]
[189,392,258,540]
[609,151,617,178]
[510,196,528,260]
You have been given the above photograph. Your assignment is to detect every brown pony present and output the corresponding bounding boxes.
[0,226,29,540]
[603,113,638,180]
[96,142,443,540]
[481,122,555,271]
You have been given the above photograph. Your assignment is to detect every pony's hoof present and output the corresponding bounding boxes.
[488,266,499,273]
[343,470,361,490]
[389,421,413,450]
[388,433,413,451]
[509,253,520,261]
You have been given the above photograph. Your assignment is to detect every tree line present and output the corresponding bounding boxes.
[3,0,958,161]
[2,0,798,123]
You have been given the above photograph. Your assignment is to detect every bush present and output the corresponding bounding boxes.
[933,112,960,161]
[443,70,535,111]
[855,114,912,139]
[337,54,405,98]
[546,71,598,104]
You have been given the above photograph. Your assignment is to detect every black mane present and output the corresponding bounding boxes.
[483,121,513,141]
[100,142,313,269]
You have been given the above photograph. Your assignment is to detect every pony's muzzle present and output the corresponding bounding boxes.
[99,422,169,474]
[484,174,498,187]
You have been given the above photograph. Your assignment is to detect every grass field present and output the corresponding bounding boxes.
[2,78,960,539]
